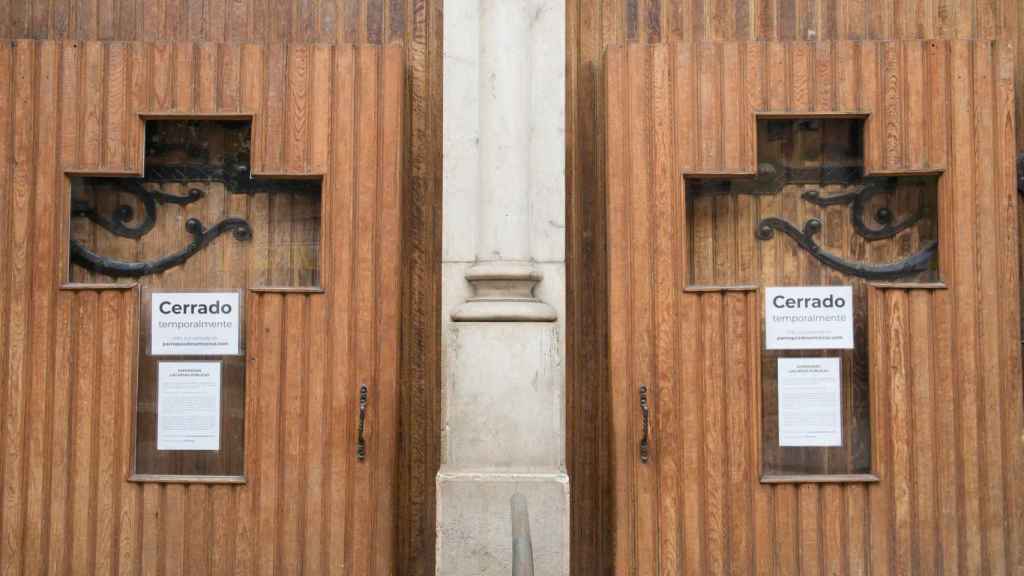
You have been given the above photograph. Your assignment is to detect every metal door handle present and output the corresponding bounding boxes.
[357,384,368,460]
[639,385,650,463]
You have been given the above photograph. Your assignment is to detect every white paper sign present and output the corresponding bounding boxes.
[151,292,240,356]
[764,286,854,350]
[157,362,221,451]
[777,357,842,447]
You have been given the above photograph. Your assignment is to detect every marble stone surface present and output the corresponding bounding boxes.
[443,323,564,470]
[442,0,480,264]
[436,473,570,576]
[438,321,569,575]
[443,262,566,360]
[442,0,565,268]
[439,0,568,572]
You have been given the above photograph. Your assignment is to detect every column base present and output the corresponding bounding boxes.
[443,322,563,468]
[436,471,570,576]
[451,261,557,322]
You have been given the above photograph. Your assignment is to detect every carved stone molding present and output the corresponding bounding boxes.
[450,261,557,322]
[447,0,562,323]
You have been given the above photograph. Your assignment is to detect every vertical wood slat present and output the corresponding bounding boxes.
[950,38,985,575]
[22,40,59,576]
[233,292,257,576]
[1,39,34,576]
[326,42,356,576]
[302,296,327,576]
[995,33,1024,575]
[679,294,703,576]
[604,44,632,576]
[626,42,658,576]
[374,43,404,576]
[349,44,379,576]
[0,52,11,537]
[972,39,1008,576]
[0,40,404,576]
[606,39,1024,576]
[395,1,443,570]
[652,40,682,576]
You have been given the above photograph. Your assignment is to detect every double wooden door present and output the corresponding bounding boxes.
[606,40,1024,574]
[0,40,403,574]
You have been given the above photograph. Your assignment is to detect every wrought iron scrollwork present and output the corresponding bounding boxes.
[688,118,940,281]
[68,120,326,279]
[71,216,252,278]
[692,157,939,280]
[70,178,204,239]
[800,179,922,241]
[71,175,254,278]
[756,216,937,280]
[692,159,939,280]
[749,173,937,280]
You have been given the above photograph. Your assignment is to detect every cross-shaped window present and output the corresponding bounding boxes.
[686,117,940,478]
[686,117,940,289]
[68,119,322,289]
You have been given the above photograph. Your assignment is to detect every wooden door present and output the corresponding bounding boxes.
[605,40,1024,574]
[0,40,402,575]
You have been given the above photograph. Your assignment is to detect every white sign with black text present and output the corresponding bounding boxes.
[764,286,854,350]
[157,362,221,451]
[777,357,843,447]
[151,292,240,356]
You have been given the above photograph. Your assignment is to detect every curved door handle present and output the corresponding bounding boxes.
[357,384,368,460]
[639,385,650,463]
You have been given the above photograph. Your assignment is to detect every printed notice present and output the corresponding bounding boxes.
[765,286,854,350]
[151,292,240,356]
[777,357,843,447]
[157,362,221,451]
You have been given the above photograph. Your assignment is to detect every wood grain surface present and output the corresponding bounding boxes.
[605,39,1023,575]
[0,3,443,574]
[0,40,404,575]
[4,1,1024,575]
[568,2,1022,573]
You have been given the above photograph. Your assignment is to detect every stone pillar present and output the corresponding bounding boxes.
[439,0,568,574]
[451,0,556,323]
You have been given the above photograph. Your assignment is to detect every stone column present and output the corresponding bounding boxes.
[439,0,568,573]
[451,0,556,322]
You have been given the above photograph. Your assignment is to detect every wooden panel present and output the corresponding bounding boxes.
[395,3,444,575]
[605,39,1024,575]
[569,3,1021,573]
[686,113,940,482]
[0,0,432,43]
[0,40,404,575]
[0,4,444,575]
[4,3,1019,576]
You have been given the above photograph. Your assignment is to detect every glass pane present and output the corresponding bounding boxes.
[685,118,940,288]
[134,289,246,478]
[65,119,325,481]
[684,118,941,478]
[68,119,322,288]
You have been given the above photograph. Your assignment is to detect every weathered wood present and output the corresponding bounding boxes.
[0,14,442,572]
[0,40,405,575]
[572,9,1021,569]
[605,39,1024,575]
[604,44,631,576]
